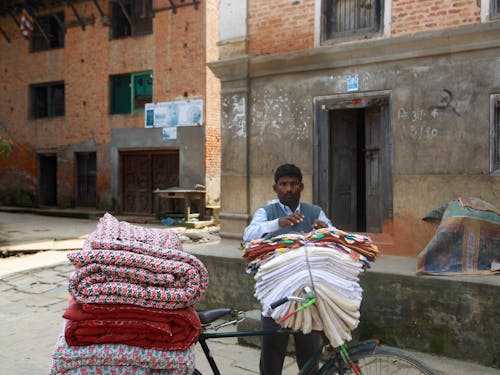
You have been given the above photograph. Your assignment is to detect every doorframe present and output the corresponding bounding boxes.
[313,90,393,231]
[38,153,57,207]
[75,151,97,207]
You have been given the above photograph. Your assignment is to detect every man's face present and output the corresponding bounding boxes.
[273,176,304,208]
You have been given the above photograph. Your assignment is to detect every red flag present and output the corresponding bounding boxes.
[20,8,35,38]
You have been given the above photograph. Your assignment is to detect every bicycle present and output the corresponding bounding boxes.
[193,307,436,375]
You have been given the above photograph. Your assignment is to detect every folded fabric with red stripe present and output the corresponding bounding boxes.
[63,299,201,351]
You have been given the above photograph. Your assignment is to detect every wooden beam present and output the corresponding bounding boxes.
[41,0,66,33]
[168,0,177,14]
[116,0,132,26]
[0,24,11,43]
[154,1,200,13]
[8,10,20,27]
[32,14,51,43]
[91,0,105,18]
[64,0,86,30]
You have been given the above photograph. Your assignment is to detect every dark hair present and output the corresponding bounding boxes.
[274,163,302,183]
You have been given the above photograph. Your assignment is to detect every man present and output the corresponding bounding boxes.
[243,163,333,375]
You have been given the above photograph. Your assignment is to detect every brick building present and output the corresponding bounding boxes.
[0,0,220,216]
[210,0,500,255]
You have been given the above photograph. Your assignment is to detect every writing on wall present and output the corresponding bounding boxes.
[398,107,440,141]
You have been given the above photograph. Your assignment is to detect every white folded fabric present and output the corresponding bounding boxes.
[254,245,365,347]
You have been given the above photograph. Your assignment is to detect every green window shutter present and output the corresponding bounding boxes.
[111,74,132,114]
[132,72,152,112]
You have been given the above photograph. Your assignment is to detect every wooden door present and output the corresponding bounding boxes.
[364,107,382,232]
[76,152,96,207]
[38,154,57,206]
[329,109,361,231]
[121,151,179,214]
[122,153,150,214]
[315,96,391,233]
[152,152,180,213]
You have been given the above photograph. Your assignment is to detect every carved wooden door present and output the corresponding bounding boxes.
[121,151,179,214]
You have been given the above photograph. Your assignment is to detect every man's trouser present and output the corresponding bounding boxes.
[259,315,323,375]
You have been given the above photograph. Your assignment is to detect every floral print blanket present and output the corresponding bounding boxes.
[50,325,195,374]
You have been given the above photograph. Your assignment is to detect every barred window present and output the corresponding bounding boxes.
[492,0,500,20]
[31,12,65,52]
[492,95,500,173]
[111,0,153,39]
[323,0,382,42]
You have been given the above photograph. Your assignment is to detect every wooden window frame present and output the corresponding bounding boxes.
[110,71,153,115]
[492,0,500,20]
[111,0,153,39]
[491,94,500,174]
[31,12,65,52]
[322,0,383,43]
[30,81,65,119]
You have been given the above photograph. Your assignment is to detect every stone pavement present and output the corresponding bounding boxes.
[0,250,297,374]
[0,211,499,374]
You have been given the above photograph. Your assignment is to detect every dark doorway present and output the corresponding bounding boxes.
[121,150,179,214]
[314,95,392,233]
[38,154,57,206]
[76,152,96,207]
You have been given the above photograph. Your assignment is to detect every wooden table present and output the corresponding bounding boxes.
[153,188,206,221]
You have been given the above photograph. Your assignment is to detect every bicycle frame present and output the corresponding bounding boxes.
[196,327,374,375]
[197,327,324,375]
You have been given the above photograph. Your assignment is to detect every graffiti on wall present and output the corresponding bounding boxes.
[222,95,246,138]
[251,89,312,140]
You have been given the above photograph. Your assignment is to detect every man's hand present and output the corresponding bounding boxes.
[278,213,304,228]
[311,220,328,230]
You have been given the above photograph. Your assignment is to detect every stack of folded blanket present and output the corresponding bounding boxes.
[50,213,209,374]
[241,227,379,348]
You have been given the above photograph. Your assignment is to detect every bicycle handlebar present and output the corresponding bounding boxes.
[270,297,289,309]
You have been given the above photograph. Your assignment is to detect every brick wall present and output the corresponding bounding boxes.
[248,0,315,55]
[0,0,217,207]
[391,0,481,35]
[205,0,221,205]
[246,0,482,56]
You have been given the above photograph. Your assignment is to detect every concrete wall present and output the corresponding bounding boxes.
[210,22,500,256]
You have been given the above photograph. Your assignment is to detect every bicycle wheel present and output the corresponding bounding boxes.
[320,345,435,375]
[193,369,202,375]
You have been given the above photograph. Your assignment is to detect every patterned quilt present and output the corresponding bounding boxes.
[50,325,195,375]
[417,197,500,275]
[67,213,209,309]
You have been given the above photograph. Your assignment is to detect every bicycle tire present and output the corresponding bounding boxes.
[319,345,435,375]
[192,369,202,375]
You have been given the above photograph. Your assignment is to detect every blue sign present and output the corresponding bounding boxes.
[347,75,359,92]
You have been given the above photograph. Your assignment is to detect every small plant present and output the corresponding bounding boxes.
[0,140,12,158]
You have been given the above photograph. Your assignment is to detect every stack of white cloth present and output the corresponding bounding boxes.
[254,244,366,348]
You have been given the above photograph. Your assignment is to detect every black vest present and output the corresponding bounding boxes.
[263,202,322,237]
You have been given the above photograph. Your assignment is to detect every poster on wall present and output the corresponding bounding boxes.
[162,127,177,140]
[145,99,204,128]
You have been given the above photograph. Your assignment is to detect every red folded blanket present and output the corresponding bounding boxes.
[63,300,201,351]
